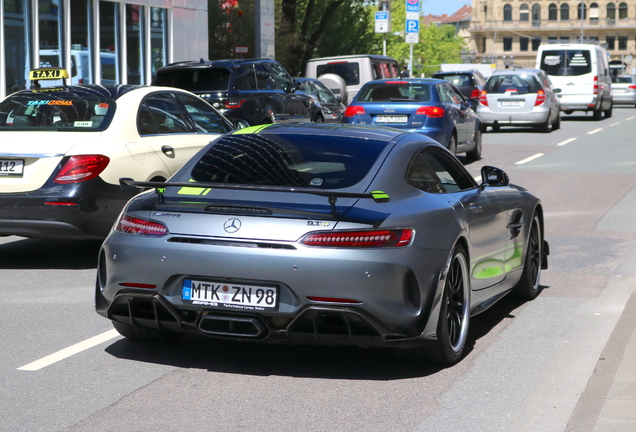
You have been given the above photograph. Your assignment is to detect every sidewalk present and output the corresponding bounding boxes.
[566,287,636,431]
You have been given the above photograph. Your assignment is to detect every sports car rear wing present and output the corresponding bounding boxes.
[119,178,390,214]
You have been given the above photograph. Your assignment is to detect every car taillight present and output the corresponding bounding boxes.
[300,229,414,248]
[593,76,598,95]
[415,106,444,117]
[53,155,110,184]
[344,105,365,117]
[115,214,168,236]
[470,89,480,99]
[535,89,546,106]
[629,85,636,89]
[225,99,246,108]
[479,90,488,106]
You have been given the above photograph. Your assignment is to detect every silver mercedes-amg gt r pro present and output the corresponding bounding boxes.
[95,123,548,365]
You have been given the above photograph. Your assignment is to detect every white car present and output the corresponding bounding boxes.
[611,75,636,107]
[0,68,239,238]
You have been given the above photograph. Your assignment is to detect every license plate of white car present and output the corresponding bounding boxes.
[376,115,408,123]
[182,279,277,310]
[499,100,523,108]
[0,159,24,176]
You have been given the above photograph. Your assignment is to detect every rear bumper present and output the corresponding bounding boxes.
[611,92,636,104]
[559,95,598,111]
[477,110,549,126]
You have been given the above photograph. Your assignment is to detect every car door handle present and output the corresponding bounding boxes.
[470,204,482,214]
[161,145,175,158]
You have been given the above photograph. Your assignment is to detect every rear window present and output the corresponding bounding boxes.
[316,62,360,86]
[435,74,475,87]
[154,68,231,91]
[190,133,387,189]
[485,74,542,94]
[539,49,592,76]
[356,82,431,102]
[0,95,116,131]
[615,76,635,84]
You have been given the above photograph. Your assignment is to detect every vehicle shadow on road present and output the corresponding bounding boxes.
[0,236,101,269]
[103,288,542,380]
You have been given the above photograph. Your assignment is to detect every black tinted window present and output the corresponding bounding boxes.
[615,76,635,84]
[176,94,231,134]
[539,49,592,76]
[154,68,231,91]
[255,64,279,90]
[316,62,360,85]
[435,74,475,87]
[357,82,431,102]
[407,149,473,193]
[139,93,191,135]
[190,133,387,189]
[485,74,542,93]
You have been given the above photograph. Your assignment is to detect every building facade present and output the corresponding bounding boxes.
[469,0,636,71]
[0,0,208,100]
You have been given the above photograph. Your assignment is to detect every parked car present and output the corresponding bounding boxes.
[476,69,561,132]
[536,43,613,120]
[0,67,239,239]
[305,54,400,104]
[611,75,636,107]
[294,77,346,123]
[95,123,548,365]
[343,78,482,160]
[153,58,323,125]
[431,69,487,110]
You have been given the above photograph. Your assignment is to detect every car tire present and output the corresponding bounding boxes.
[492,124,500,131]
[552,112,561,130]
[314,113,325,123]
[513,213,543,300]
[539,114,552,133]
[604,103,613,118]
[466,128,482,161]
[112,321,184,342]
[399,244,470,365]
[592,106,603,121]
[447,133,457,155]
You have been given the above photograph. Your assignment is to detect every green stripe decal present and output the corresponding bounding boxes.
[177,179,211,196]
[370,191,390,202]
[232,124,272,135]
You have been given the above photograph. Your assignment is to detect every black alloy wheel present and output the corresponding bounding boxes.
[513,214,543,300]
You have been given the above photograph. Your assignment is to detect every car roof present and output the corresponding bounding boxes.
[490,68,543,76]
[158,58,278,71]
[433,70,483,76]
[306,54,396,62]
[239,122,405,142]
[364,78,444,85]
[10,84,148,100]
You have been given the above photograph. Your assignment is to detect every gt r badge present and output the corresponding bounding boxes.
[224,218,242,233]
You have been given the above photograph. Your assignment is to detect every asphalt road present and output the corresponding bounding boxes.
[2,107,636,432]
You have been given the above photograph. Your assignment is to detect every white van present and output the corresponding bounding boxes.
[39,49,117,86]
[535,43,613,119]
[305,54,399,105]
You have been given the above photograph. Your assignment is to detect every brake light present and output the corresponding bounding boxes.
[115,214,168,236]
[593,76,598,95]
[470,89,480,99]
[415,106,444,117]
[629,85,636,89]
[479,90,488,106]
[344,105,366,117]
[300,229,414,248]
[535,89,546,106]
[385,81,408,84]
[53,155,110,184]
[225,99,245,108]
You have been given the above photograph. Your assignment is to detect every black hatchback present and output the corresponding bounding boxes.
[431,70,487,110]
[153,58,323,126]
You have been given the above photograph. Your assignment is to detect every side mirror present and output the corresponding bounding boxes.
[233,119,250,130]
[553,88,562,93]
[480,166,509,187]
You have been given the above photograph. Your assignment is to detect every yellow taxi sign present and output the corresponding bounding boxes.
[29,68,69,81]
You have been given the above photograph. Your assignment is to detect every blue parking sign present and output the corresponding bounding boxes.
[406,19,419,33]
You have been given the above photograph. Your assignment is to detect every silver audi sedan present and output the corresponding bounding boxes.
[476,69,561,132]
[95,123,548,365]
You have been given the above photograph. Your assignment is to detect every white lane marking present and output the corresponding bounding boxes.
[587,128,603,135]
[557,138,577,146]
[609,122,620,127]
[627,116,635,120]
[17,329,119,371]
[515,153,545,165]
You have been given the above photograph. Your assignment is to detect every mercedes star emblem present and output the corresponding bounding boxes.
[223,218,242,233]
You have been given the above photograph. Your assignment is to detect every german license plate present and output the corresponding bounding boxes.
[499,100,523,108]
[182,279,277,310]
[375,115,408,123]
[613,88,625,93]
[0,159,24,176]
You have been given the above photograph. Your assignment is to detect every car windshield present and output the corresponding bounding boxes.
[357,82,431,102]
[614,76,634,84]
[154,68,231,91]
[485,74,542,94]
[0,95,116,131]
[189,133,387,189]
[539,50,592,76]
[436,74,474,87]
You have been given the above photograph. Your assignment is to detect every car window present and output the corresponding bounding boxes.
[0,95,115,131]
[175,93,231,134]
[154,68,231,91]
[437,84,463,104]
[485,74,541,93]
[312,81,338,104]
[357,82,430,102]
[270,63,294,92]
[316,62,360,86]
[189,133,388,189]
[255,64,279,90]
[437,74,473,87]
[615,76,635,83]
[232,66,257,91]
[539,49,592,76]
[139,93,191,135]
[407,149,474,193]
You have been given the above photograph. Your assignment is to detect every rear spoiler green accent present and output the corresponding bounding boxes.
[231,124,272,135]
[119,178,390,213]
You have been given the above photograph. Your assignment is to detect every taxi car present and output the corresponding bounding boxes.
[96,123,549,365]
[0,68,237,239]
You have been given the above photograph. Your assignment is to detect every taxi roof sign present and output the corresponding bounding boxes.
[29,68,70,81]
